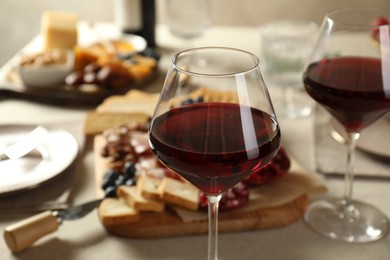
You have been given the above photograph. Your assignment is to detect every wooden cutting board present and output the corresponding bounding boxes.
[94,135,309,238]
[103,196,307,238]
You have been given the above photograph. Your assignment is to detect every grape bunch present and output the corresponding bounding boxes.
[101,161,137,198]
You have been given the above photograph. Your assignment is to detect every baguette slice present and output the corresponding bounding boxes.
[159,178,200,211]
[137,175,163,200]
[98,198,140,226]
[117,185,165,212]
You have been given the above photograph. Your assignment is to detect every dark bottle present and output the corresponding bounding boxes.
[114,0,156,47]
[139,0,156,47]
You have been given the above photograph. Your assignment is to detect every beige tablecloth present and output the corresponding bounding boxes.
[0,24,390,260]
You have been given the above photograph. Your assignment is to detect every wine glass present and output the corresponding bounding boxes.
[165,0,211,49]
[303,7,390,242]
[148,47,281,259]
[260,19,319,119]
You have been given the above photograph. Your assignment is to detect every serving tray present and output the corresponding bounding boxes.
[0,68,157,107]
[0,22,158,107]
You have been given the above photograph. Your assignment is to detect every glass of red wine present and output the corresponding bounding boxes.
[303,7,390,242]
[149,47,281,259]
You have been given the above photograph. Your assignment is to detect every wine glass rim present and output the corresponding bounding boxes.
[326,6,390,28]
[171,47,260,77]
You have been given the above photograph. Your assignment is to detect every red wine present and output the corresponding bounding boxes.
[304,56,390,132]
[149,102,280,195]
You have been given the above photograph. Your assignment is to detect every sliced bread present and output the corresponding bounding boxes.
[117,185,165,212]
[98,197,140,226]
[159,178,200,211]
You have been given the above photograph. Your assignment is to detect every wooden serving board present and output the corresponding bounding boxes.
[104,195,307,238]
[0,68,158,107]
[103,195,307,238]
[94,135,309,238]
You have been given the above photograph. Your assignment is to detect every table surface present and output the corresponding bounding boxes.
[1,24,390,260]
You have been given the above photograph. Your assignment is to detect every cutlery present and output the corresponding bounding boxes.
[3,198,103,253]
[0,201,69,215]
[0,125,48,161]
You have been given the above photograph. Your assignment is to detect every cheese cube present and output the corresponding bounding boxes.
[41,11,78,50]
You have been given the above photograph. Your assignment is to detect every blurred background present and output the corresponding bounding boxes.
[1,0,389,65]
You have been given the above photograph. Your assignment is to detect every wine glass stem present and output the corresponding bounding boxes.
[343,131,360,203]
[207,194,222,260]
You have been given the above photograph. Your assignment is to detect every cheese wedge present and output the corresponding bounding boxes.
[41,11,78,50]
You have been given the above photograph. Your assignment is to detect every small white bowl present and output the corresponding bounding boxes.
[18,50,74,88]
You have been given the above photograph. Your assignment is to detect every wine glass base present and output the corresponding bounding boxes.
[304,198,389,243]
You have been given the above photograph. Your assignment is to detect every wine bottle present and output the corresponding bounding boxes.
[114,0,156,47]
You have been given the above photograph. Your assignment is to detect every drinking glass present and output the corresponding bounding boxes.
[303,7,390,242]
[149,47,281,259]
[166,0,211,48]
[260,20,318,119]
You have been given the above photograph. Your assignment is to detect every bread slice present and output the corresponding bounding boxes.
[97,89,159,115]
[83,89,159,135]
[117,185,165,212]
[98,198,140,226]
[159,178,200,211]
[84,111,150,135]
[137,175,163,200]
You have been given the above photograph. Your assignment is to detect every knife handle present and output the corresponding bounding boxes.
[3,211,60,253]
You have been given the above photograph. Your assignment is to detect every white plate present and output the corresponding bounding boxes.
[358,117,390,158]
[0,125,78,195]
[331,116,390,159]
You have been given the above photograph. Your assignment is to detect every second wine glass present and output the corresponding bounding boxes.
[303,7,390,242]
[149,47,281,260]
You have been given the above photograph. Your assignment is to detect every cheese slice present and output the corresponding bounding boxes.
[41,11,78,50]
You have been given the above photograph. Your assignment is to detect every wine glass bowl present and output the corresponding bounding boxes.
[149,47,280,258]
[303,7,390,242]
[260,19,318,119]
[165,0,211,47]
